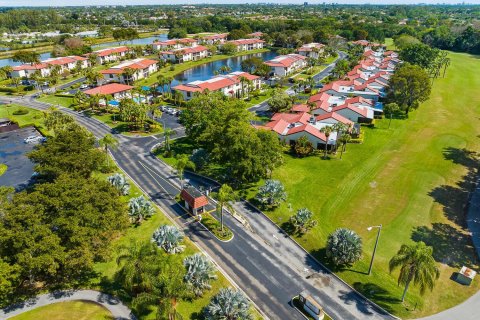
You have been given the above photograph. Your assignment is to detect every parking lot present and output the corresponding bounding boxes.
[0,127,42,189]
[153,106,183,130]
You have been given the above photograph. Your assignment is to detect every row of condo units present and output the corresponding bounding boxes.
[256,49,401,149]
[9,46,134,79]
[172,71,261,101]
[99,58,159,85]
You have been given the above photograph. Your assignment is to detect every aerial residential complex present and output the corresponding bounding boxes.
[264,53,307,77]
[99,58,159,85]
[10,55,88,78]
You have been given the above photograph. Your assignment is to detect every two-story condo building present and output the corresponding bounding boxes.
[160,45,209,63]
[10,55,88,78]
[151,38,198,51]
[99,58,158,85]
[199,33,228,45]
[87,46,131,65]
[225,39,264,52]
[84,83,134,100]
[264,54,307,77]
[297,43,325,59]
[173,71,261,101]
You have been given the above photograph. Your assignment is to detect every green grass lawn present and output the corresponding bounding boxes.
[37,95,76,108]
[243,52,480,318]
[292,55,336,80]
[384,38,396,50]
[159,52,480,318]
[136,48,270,87]
[9,301,113,320]
[91,163,247,320]
[0,103,50,135]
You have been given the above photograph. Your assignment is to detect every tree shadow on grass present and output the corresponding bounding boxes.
[412,223,478,270]
[351,282,400,314]
[428,147,479,228]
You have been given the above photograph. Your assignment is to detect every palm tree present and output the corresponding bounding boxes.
[157,74,168,96]
[216,184,236,232]
[10,77,20,89]
[116,240,158,295]
[256,179,287,207]
[152,224,186,254]
[320,126,334,159]
[99,133,119,166]
[175,154,195,189]
[107,173,130,195]
[389,241,440,302]
[88,94,101,111]
[134,256,189,320]
[337,134,351,159]
[326,228,363,266]
[88,53,98,67]
[0,65,12,80]
[165,76,174,98]
[122,67,136,85]
[183,253,217,297]
[204,287,252,320]
[289,208,317,234]
[163,127,176,151]
[86,69,102,86]
[129,196,155,225]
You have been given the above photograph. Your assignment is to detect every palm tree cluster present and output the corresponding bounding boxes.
[204,287,253,320]
[152,224,186,254]
[289,208,317,235]
[256,179,287,207]
[107,173,130,196]
[128,196,155,224]
[326,228,363,266]
[183,253,218,297]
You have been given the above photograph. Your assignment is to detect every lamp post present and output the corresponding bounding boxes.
[367,224,382,275]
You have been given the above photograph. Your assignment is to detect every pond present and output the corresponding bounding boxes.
[0,34,168,68]
[169,51,278,88]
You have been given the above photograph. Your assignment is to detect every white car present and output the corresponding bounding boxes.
[79,84,89,90]
[24,135,45,144]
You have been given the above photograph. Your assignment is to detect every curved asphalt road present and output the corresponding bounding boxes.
[0,289,135,319]
[0,55,399,320]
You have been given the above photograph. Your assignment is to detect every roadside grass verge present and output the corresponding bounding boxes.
[9,301,114,320]
[0,103,51,135]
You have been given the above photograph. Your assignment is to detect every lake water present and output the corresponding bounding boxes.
[170,51,277,88]
[0,34,168,68]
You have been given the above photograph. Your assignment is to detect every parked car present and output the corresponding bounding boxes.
[79,84,89,90]
[24,135,46,144]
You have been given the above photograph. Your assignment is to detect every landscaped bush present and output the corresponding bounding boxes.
[0,87,17,93]
[12,107,29,115]
[55,93,74,98]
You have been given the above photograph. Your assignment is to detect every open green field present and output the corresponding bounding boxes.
[37,95,76,108]
[9,301,113,320]
[0,103,50,135]
[242,52,480,318]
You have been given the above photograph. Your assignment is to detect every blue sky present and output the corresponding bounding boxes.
[0,0,476,7]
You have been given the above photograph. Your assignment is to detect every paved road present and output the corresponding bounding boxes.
[0,289,135,319]
[248,51,347,115]
[2,95,395,320]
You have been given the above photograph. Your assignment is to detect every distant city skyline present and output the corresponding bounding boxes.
[0,0,476,7]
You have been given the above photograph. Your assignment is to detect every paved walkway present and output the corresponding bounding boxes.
[0,289,135,320]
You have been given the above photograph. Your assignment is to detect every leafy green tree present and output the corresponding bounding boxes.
[267,89,293,113]
[294,135,313,157]
[43,109,75,132]
[204,287,253,320]
[107,173,130,196]
[393,34,420,50]
[221,43,237,55]
[399,43,440,69]
[216,184,236,232]
[28,123,105,180]
[389,241,440,302]
[290,208,317,235]
[256,179,287,207]
[175,154,195,188]
[326,228,363,266]
[240,57,263,74]
[168,27,187,39]
[183,253,217,297]
[0,258,20,305]
[383,102,399,128]
[128,196,155,225]
[152,225,185,254]
[386,63,431,116]
[12,50,40,65]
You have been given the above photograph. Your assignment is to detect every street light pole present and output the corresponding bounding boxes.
[367,224,382,275]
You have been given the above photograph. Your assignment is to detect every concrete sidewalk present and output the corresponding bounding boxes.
[0,289,135,320]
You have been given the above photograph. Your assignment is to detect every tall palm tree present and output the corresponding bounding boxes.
[0,65,12,80]
[122,67,136,85]
[157,74,167,96]
[320,126,334,159]
[216,184,236,232]
[175,154,195,189]
[116,241,158,295]
[88,53,98,67]
[134,256,189,320]
[163,127,176,151]
[86,69,102,86]
[337,134,351,160]
[183,253,217,297]
[389,241,440,302]
[99,133,119,166]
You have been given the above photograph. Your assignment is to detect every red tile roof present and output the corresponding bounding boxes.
[202,33,228,40]
[227,38,265,46]
[297,43,325,52]
[84,83,133,96]
[91,46,130,57]
[291,104,310,113]
[265,119,290,134]
[100,59,158,75]
[153,38,197,46]
[345,96,374,106]
[12,63,49,71]
[286,124,327,142]
[180,188,208,209]
[332,103,369,118]
[161,45,209,55]
[173,72,259,93]
[264,54,306,68]
[315,112,354,126]
[271,112,310,125]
